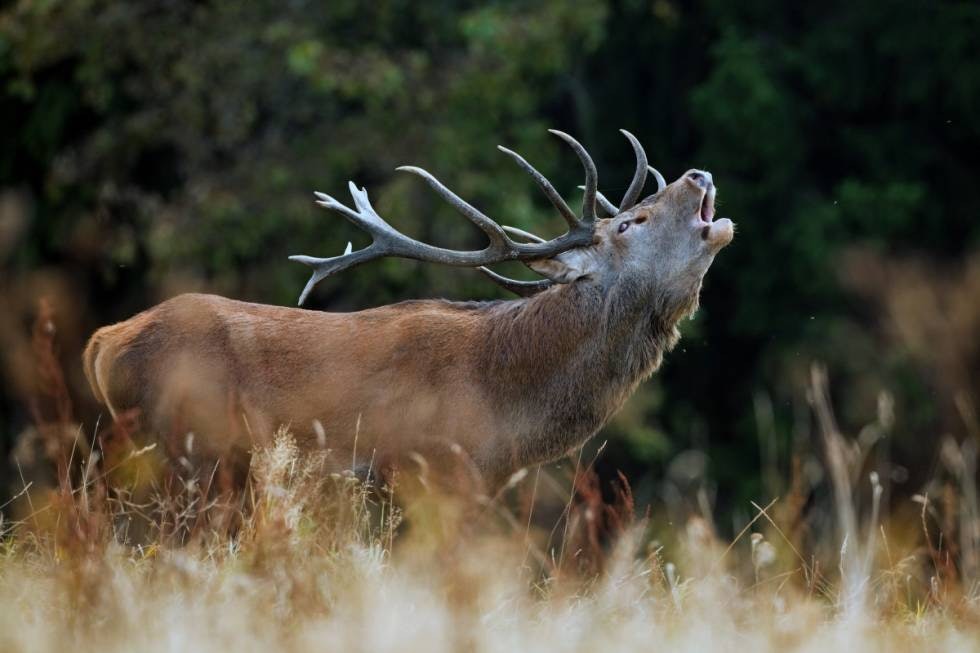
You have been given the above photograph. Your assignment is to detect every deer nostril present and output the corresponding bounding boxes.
[687,171,706,186]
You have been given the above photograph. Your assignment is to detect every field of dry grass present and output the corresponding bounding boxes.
[3,270,980,652]
[3,388,980,653]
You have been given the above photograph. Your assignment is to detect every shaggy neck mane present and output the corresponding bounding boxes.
[471,277,700,467]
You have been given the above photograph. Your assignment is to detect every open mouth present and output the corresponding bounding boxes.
[699,189,715,223]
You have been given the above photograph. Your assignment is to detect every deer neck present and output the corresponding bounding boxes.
[477,277,697,467]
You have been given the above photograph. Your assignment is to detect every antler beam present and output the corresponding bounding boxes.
[291,129,659,305]
[291,185,593,305]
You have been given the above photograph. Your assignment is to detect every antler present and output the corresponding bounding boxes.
[580,129,652,217]
[476,267,554,297]
[291,129,659,304]
[648,165,667,193]
[618,129,648,211]
[291,130,606,305]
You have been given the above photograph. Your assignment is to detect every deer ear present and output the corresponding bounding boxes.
[526,248,598,284]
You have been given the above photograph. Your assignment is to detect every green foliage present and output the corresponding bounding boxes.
[2,0,977,511]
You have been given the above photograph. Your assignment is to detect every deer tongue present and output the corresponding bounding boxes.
[700,192,715,222]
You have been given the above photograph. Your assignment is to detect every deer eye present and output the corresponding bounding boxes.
[618,221,630,233]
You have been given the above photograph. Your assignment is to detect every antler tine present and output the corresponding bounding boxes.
[578,186,619,216]
[291,252,358,306]
[476,267,554,297]
[548,129,597,222]
[313,188,385,231]
[291,185,392,305]
[290,242,378,307]
[497,146,579,229]
[648,165,667,193]
[396,166,510,247]
[619,129,648,211]
[502,225,546,243]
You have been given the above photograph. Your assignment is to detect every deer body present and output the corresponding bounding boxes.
[83,130,733,489]
[84,275,690,487]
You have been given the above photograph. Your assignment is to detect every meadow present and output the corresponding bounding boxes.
[1,351,978,652]
[3,2,979,651]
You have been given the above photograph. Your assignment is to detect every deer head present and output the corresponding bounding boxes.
[290,130,734,308]
[524,169,732,313]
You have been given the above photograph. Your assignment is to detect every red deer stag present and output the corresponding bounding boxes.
[83,129,734,491]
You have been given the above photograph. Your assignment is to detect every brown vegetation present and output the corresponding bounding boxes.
[2,282,980,651]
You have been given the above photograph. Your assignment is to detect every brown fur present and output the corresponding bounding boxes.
[82,281,686,488]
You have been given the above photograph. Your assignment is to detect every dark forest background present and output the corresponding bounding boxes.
[2,0,978,525]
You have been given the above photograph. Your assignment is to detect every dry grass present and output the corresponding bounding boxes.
[3,259,980,652]
[2,408,980,652]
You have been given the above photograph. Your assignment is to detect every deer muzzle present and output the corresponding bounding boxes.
[686,170,732,250]
[703,217,734,250]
